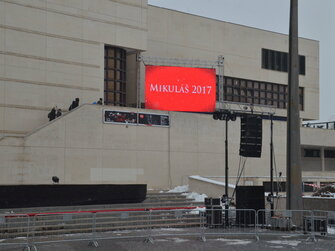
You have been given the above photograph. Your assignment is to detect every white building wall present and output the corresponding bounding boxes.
[0,0,147,135]
[1,105,333,189]
[0,2,330,189]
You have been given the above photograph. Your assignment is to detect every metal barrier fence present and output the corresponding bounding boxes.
[1,208,335,250]
[310,210,335,238]
[257,209,314,239]
[201,209,257,241]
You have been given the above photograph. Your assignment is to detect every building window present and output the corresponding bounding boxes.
[262,48,306,75]
[303,182,317,192]
[104,45,126,106]
[325,150,335,158]
[320,182,334,187]
[263,181,286,192]
[216,76,304,110]
[303,149,320,158]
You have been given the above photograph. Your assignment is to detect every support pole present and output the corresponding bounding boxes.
[225,118,229,226]
[286,0,303,210]
[270,114,274,214]
[136,52,142,109]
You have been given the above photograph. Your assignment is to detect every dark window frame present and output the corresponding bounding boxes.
[216,76,304,110]
[104,45,127,106]
[303,149,321,158]
[262,48,306,75]
[325,149,335,158]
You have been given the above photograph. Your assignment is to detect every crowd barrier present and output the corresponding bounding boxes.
[1,207,335,250]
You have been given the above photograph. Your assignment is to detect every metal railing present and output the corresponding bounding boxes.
[1,207,335,250]
[302,121,335,130]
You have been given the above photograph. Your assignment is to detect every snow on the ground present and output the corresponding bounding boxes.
[14,237,26,240]
[267,240,301,247]
[167,185,189,193]
[166,185,208,203]
[303,195,335,199]
[156,228,185,232]
[268,246,284,249]
[215,238,252,245]
[183,192,207,202]
[169,237,189,243]
[328,227,335,235]
[155,239,168,242]
[189,207,206,215]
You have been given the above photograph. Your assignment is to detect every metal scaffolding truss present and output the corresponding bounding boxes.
[220,101,276,116]
[136,54,275,115]
[137,54,225,103]
[138,55,222,68]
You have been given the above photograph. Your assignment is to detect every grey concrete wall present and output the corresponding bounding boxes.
[325,158,335,171]
[301,157,322,171]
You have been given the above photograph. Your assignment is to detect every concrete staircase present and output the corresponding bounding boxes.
[0,191,205,239]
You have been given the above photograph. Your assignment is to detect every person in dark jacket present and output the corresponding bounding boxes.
[69,98,80,111]
[56,108,62,118]
[48,107,56,121]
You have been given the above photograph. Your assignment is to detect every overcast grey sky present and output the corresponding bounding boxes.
[148,0,335,121]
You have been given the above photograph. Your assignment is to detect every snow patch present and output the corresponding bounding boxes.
[216,238,252,245]
[269,246,284,249]
[190,175,236,188]
[158,228,185,232]
[189,207,206,215]
[167,185,189,193]
[155,239,168,242]
[183,192,207,202]
[328,227,335,235]
[170,237,189,243]
[111,230,132,234]
[14,237,26,240]
[303,195,335,199]
[267,240,301,247]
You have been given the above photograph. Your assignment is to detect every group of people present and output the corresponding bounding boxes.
[69,98,80,111]
[47,98,80,122]
[92,98,103,105]
[47,97,103,122]
[48,106,62,121]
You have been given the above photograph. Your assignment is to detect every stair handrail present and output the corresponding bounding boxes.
[24,103,92,139]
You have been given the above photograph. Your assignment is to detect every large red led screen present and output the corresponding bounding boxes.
[145,66,216,112]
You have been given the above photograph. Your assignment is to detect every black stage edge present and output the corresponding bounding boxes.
[0,184,147,209]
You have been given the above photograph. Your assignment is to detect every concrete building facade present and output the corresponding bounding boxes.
[0,0,334,190]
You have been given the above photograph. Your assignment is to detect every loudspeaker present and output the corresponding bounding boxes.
[204,198,223,227]
[304,216,328,234]
[236,186,265,225]
[206,206,223,226]
[239,114,262,158]
[204,197,221,206]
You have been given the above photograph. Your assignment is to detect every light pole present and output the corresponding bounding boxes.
[213,109,236,226]
[270,113,274,215]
